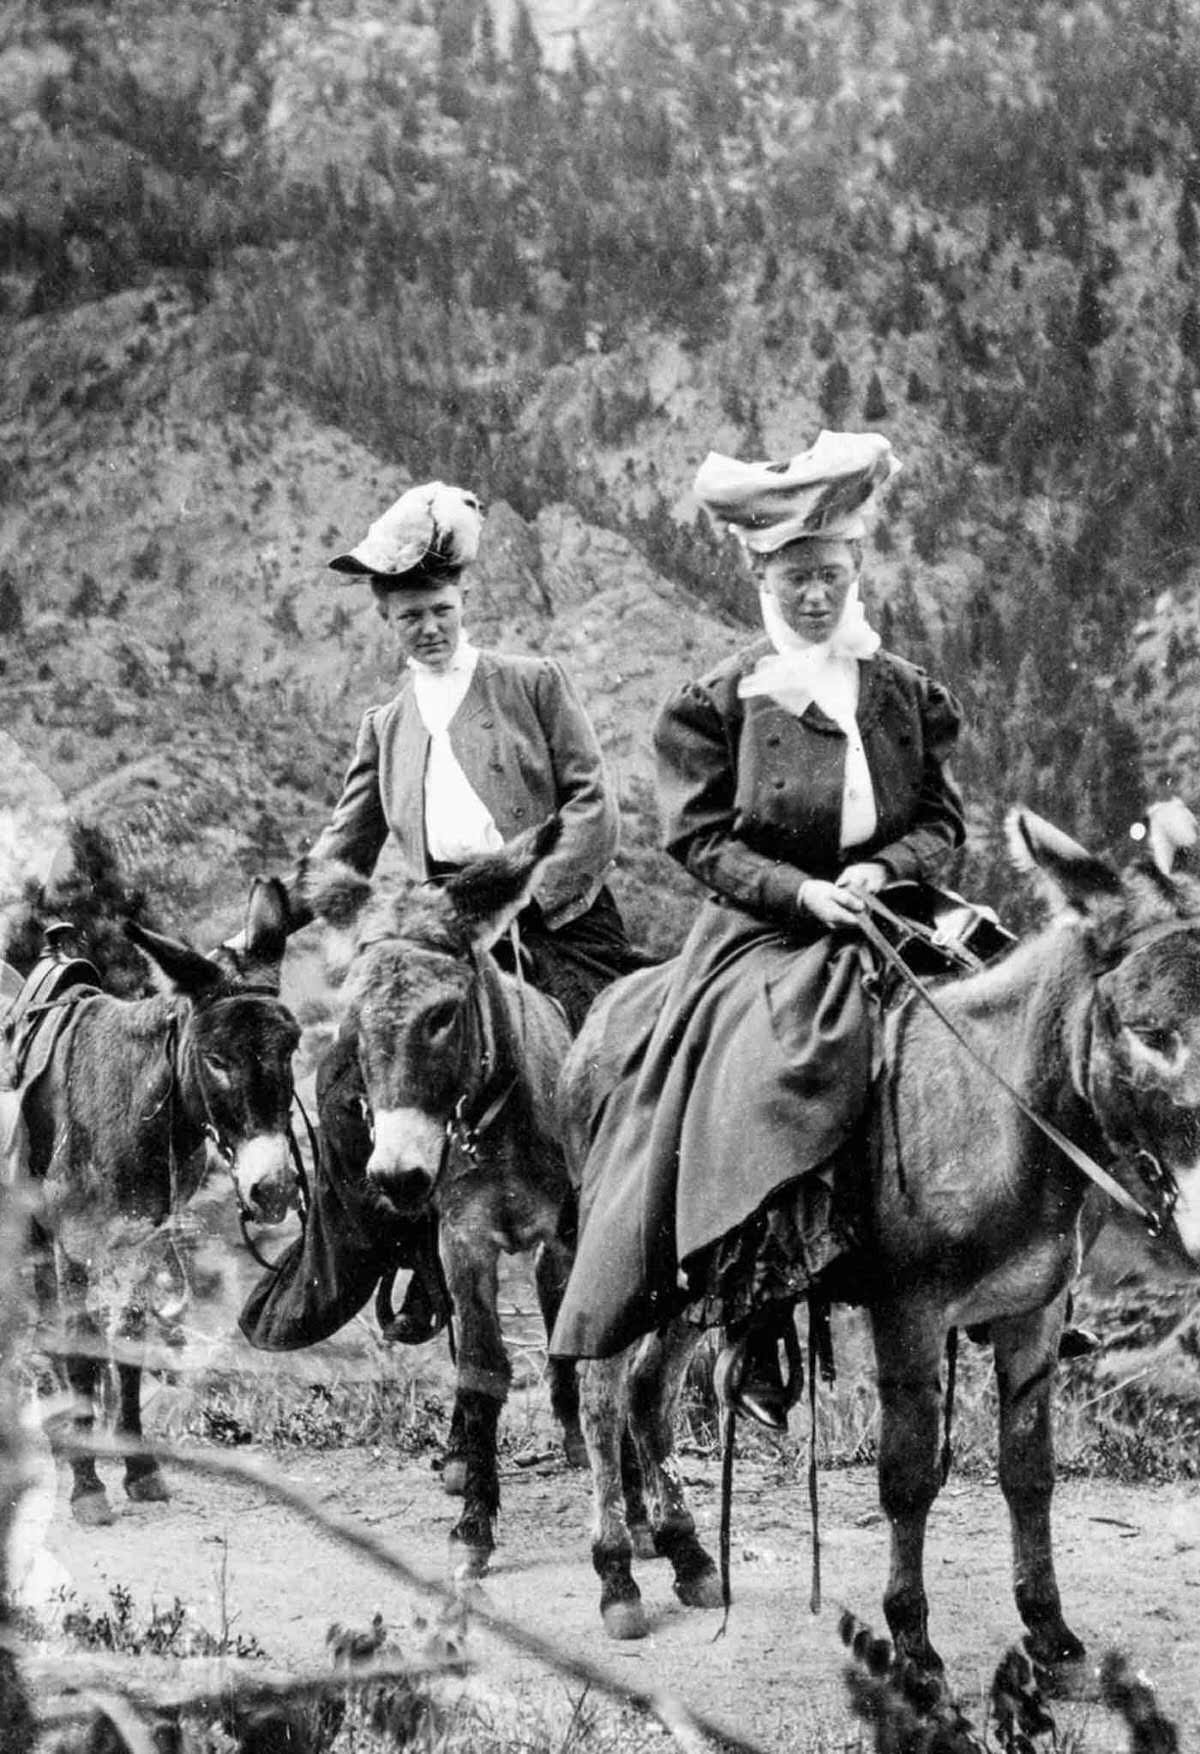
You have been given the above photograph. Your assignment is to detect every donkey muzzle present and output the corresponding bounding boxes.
[232,1133,297,1226]
[366,1108,442,1212]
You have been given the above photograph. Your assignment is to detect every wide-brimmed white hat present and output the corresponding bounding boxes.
[694,430,900,552]
[329,481,484,579]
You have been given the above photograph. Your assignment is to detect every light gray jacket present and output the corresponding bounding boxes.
[294,651,619,927]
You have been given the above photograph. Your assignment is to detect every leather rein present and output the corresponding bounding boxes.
[858,896,1187,1240]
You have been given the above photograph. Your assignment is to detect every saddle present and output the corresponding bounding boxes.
[2,923,102,1086]
[866,881,1016,989]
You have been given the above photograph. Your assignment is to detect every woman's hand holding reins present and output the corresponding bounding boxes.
[798,861,889,930]
[798,879,866,928]
[836,861,889,896]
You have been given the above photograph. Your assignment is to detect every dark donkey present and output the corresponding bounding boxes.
[303,817,580,1574]
[20,880,301,1524]
[569,808,1200,1673]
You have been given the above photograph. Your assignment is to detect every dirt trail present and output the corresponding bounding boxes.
[29,1423,1200,1752]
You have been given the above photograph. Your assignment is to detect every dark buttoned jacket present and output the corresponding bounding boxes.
[654,641,964,923]
[298,651,619,927]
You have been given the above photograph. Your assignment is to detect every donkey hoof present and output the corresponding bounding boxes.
[629,1522,658,1562]
[125,1468,170,1504]
[560,1422,588,1470]
[72,1489,116,1527]
[602,1596,650,1641]
[674,1565,724,1611]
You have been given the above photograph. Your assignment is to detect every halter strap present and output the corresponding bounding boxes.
[1109,914,1200,967]
[427,946,521,1196]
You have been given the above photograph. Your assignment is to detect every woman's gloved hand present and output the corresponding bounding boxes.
[798,862,889,929]
[797,879,867,929]
[836,861,889,895]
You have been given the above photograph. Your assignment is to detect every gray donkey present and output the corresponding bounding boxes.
[567,808,1200,1678]
[303,817,581,1574]
[20,879,301,1524]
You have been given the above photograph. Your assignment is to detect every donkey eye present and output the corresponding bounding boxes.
[1130,1022,1175,1056]
[425,1001,458,1038]
[204,1055,234,1084]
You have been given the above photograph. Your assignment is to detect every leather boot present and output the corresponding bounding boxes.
[714,1310,801,1432]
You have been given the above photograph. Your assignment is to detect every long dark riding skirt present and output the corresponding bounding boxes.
[550,899,872,1359]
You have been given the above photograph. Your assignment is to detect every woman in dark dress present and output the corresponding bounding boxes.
[550,431,966,1425]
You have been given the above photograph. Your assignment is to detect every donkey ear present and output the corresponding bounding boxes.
[243,876,290,965]
[444,815,563,951]
[1005,807,1123,920]
[1145,799,1199,877]
[302,858,375,932]
[124,920,226,998]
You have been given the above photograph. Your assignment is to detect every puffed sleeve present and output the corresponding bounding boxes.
[283,710,389,931]
[532,659,620,926]
[871,676,965,882]
[655,679,813,923]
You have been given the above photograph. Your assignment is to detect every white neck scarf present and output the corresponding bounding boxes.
[738,583,881,852]
[409,638,504,862]
[737,581,880,728]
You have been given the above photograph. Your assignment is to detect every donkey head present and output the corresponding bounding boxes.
[305,816,561,1212]
[125,878,301,1224]
[1008,807,1200,1257]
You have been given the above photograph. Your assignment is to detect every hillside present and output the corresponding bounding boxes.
[4,0,1200,950]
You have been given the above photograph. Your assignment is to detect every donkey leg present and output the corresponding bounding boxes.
[621,1425,656,1560]
[629,1321,722,1611]
[533,1239,587,1468]
[442,1399,467,1498]
[873,1307,946,1676]
[992,1301,1085,1669]
[580,1354,648,1639]
[441,1232,510,1575]
[118,1363,169,1503]
[51,1249,114,1525]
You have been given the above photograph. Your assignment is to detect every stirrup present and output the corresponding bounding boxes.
[714,1318,804,1432]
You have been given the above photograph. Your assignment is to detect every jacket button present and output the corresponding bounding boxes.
[482,718,494,729]
[490,759,503,771]
[513,806,525,818]
[767,733,781,747]
[773,778,785,790]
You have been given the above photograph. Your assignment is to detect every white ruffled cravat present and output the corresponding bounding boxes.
[410,639,505,863]
[738,584,880,852]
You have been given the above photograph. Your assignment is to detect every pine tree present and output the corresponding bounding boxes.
[1075,268,1105,354]
[863,370,888,421]
[0,575,23,637]
[509,1,542,106]
[1176,187,1199,264]
[476,2,499,81]
[1181,299,1200,368]
[818,356,852,423]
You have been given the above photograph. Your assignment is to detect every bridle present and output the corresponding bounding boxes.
[165,989,312,1271]
[859,898,1199,1240]
[356,939,521,1208]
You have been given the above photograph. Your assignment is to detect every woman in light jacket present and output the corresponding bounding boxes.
[244,481,640,1353]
